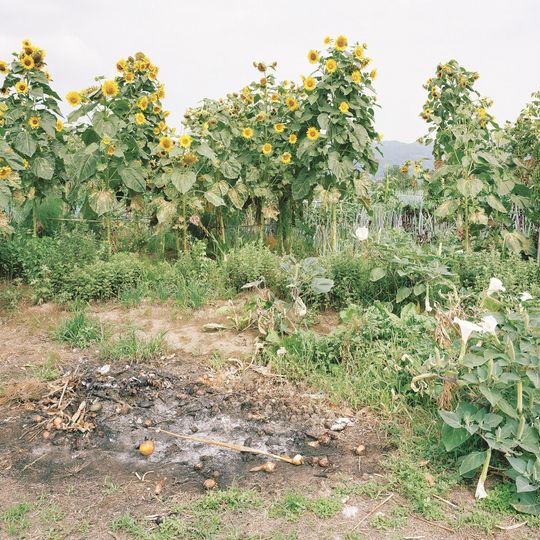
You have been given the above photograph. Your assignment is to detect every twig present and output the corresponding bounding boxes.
[350,493,395,531]
[57,379,69,410]
[153,427,302,465]
[21,453,47,472]
[433,494,459,509]
[496,522,527,531]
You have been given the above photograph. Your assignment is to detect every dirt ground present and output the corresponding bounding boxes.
[0,300,536,539]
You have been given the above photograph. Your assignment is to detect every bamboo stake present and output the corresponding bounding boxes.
[153,427,303,465]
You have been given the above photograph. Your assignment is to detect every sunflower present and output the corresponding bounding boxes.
[0,61,8,75]
[159,136,174,152]
[179,134,192,148]
[306,127,319,141]
[286,97,298,111]
[303,76,316,91]
[274,123,285,133]
[335,35,348,51]
[22,39,32,48]
[281,152,292,164]
[351,70,361,84]
[323,36,331,45]
[55,119,63,132]
[400,165,408,174]
[431,86,440,99]
[181,152,198,167]
[116,59,127,72]
[153,105,161,114]
[138,96,149,110]
[307,49,319,64]
[107,145,115,156]
[476,107,487,118]
[15,81,29,93]
[66,91,81,107]
[150,93,158,103]
[124,71,134,83]
[339,101,349,114]
[135,112,146,125]
[102,80,118,98]
[23,159,29,169]
[0,87,8,96]
[28,116,40,129]
[102,136,111,146]
[354,46,364,60]
[271,93,279,102]
[262,143,272,155]
[255,111,266,122]
[153,127,160,135]
[0,166,11,180]
[325,59,337,73]
[370,68,377,80]
[20,55,34,70]
[242,127,254,139]
[288,134,297,144]
[157,85,165,99]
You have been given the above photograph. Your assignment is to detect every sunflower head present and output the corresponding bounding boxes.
[400,165,409,174]
[66,91,81,107]
[135,112,146,125]
[107,145,115,156]
[335,35,348,51]
[306,127,319,141]
[153,105,162,114]
[339,101,349,114]
[274,123,285,133]
[281,152,292,164]
[20,55,35,70]
[116,59,127,72]
[55,119,63,132]
[179,134,192,148]
[288,134,297,144]
[354,46,364,60]
[137,96,149,110]
[262,143,273,155]
[102,80,119,98]
[303,76,316,91]
[0,166,12,180]
[370,68,377,80]
[307,50,319,64]
[323,36,331,45]
[22,39,32,49]
[181,152,198,167]
[255,111,266,122]
[0,61,8,75]
[286,97,298,111]
[15,81,29,94]
[325,59,337,74]
[159,136,174,152]
[28,116,40,129]
[242,127,254,139]
[124,71,134,84]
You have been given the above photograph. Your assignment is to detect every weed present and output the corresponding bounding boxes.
[32,352,62,382]
[52,311,104,348]
[1,502,32,535]
[268,492,309,521]
[99,330,166,362]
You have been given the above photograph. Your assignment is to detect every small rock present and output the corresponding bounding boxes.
[318,456,330,468]
[354,444,366,456]
[212,470,221,478]
[190,425,198,433]
[342,505,359,519]
[202,323,227,333]
[138,400,153,409]
[203,478,216,490]
[330,417,354,432]
[89,401,102,413]
[97,364,111,376]
[143,419,153,428]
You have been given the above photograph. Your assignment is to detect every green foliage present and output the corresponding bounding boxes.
[99,329,166,362]
[53,312,104,348]
[223,242,286,294]
[417,295,540,514]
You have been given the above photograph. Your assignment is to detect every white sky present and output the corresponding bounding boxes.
[1,0,539,142]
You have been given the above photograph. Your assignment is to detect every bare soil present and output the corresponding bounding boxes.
[0,301,535,539]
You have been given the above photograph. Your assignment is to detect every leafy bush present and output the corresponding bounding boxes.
[223,242,286,295]
[415,292,540,514]
[451,250,539,298]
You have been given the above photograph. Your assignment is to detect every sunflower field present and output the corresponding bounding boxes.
[2,32,540,534]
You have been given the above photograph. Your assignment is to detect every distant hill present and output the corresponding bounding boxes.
[374,140,433,178]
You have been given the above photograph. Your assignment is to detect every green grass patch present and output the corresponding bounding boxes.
[99,329,167,363]
[52,311,104,348]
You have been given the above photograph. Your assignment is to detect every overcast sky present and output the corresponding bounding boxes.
[1,0,538,142]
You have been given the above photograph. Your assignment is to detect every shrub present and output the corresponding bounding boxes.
[223,242,286,295]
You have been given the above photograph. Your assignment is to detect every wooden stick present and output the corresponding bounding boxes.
[153,427,302,465]
[433,494,459,509]
[351,493,395,531]
[22,453,47,472]
[413,514,454,533]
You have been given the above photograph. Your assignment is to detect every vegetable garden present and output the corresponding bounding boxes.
[1,34,540,538]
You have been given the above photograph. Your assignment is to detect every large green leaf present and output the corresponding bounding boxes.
[457,176,484,198]
[14,131,37,157]
[119,164,146,192]
[511,492,540,515]
[31,156,55,180]
[220,158,241,179]
[74,151,98,182]
[88,190,113,216]
[459,450,487,476]
[441,424,470,451]
[204,191,225,207]
[369,267,386,282]
[486,194,507,213]
[171,170,196,194]
[196,142,217,162]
